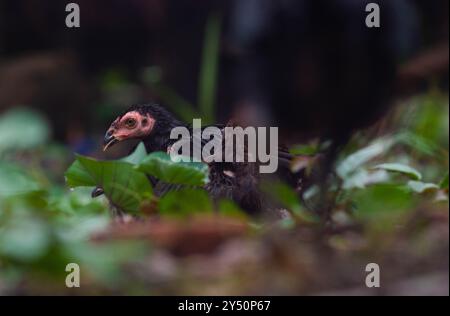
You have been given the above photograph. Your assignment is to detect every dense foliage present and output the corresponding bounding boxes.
[0,92,448,294]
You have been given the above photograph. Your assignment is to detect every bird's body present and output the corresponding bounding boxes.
[101,103,300,215]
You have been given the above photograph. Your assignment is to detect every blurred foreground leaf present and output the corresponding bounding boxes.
[64,240,148,285]
[0,216,50,262]
[353,184,415,218]
[0,108,50,153]
[0,162,41,197]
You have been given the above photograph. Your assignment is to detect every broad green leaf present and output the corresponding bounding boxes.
[440,172,449,190]
[407,180,440,194]
[136,152,209,186]
[64,160,97,187]
[65,155,152,214]
[372,163,422,180]
[158,188,213,217]
[0,107,50,153]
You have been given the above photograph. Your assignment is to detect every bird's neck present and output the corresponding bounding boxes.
[143,120,188,153]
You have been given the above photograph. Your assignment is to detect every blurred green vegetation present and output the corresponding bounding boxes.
[0,90,448,294]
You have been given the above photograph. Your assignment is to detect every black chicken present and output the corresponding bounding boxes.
[99,103,300,216]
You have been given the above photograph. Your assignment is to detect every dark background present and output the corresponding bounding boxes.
[0,0,448,153]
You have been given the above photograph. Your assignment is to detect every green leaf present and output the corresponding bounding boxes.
[0,217,50,262]
[0,107,50,153]
[396,131,438,156]
[64,160,97,188]
[48,187,106,215]
[372,163,422,180]
[407,180,440,194]
[136,152,209,186]
[64,240,147,284]
[65,155,152,214]
[440,172,449,190]
[342,169,389,189]
[409,94,449,147]
[353,184,415,218]
[0,162,41,197]
[337,137,395,179]
[158,188,213,217]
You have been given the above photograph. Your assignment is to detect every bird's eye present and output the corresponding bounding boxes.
[125,118,137,128]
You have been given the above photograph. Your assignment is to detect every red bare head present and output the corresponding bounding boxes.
[103,110,155,151]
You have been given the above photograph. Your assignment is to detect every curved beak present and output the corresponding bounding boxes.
[103,131,118,151]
